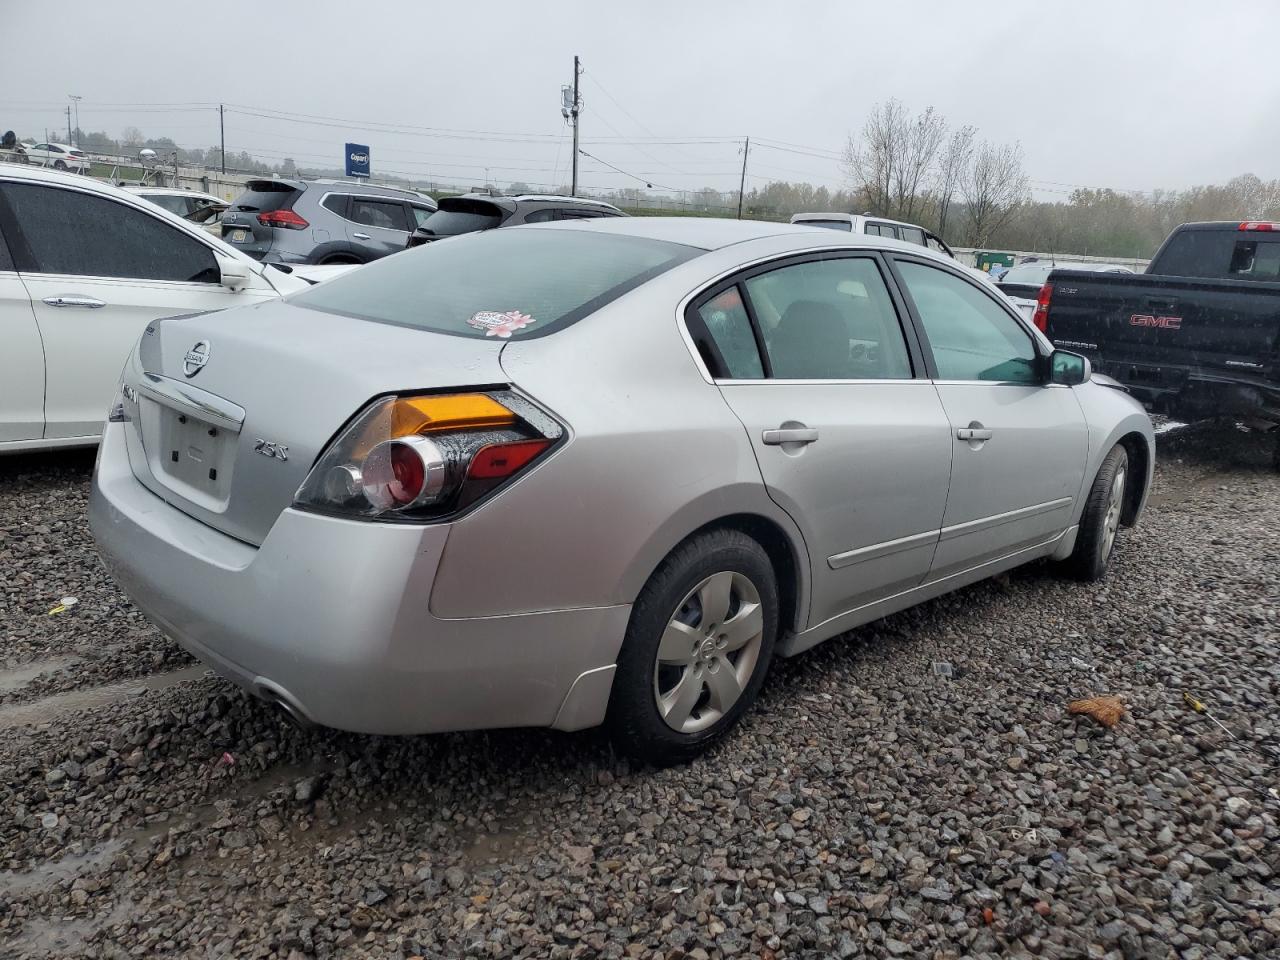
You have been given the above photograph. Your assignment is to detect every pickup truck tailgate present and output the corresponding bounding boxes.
[1047,271,1280,376]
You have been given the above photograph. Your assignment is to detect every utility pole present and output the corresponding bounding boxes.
[69,95,81,147]
[219,104,226,174]
[65,106,72,146]
[737,137,750,219]
[570,55,581,197]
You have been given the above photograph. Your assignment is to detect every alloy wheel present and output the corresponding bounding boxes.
[1101,466,1126,560]
[652,571,764,734]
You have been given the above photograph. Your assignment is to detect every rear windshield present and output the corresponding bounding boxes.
[292,227,700,338]
[230,181,298,213]
[1001,263,1054,285]
[1151,229,1235,279]
[417,199,506,237]
[796,219,853,232]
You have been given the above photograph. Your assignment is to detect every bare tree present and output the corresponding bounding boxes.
[934,124,975,241]
[121,126,145,147]
[843,99,908,216]
[962,140,1028,246]
[892,106,945,223]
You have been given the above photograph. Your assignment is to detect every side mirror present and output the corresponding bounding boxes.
[219,258,251,292]
[1048,349,1091,386]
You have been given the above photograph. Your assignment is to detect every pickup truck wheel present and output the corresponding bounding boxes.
[1062,445,1128,582]
[607,530,778,767]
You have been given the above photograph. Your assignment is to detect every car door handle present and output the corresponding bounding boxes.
[42,295,106,309]
[762,427,819,445]
[956,426,993,441]
[351,232,371,240]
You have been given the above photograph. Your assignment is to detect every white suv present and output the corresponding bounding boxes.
[23,142,91,173]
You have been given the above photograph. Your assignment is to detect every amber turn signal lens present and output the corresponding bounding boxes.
[392,394,516,436]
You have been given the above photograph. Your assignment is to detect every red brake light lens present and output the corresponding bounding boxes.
[467,440,552,479]
[1239,221,1279,231]
[1032,283,1053,333]
[258,209,309,229]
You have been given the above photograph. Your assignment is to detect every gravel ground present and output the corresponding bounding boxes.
[1,424,1278,959]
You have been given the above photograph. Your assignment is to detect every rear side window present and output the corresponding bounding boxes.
[231,181,298,213]
[1227,239,1280,280]
[796,219,852,232]
[0,183,219,283]
[1151,229,1231,279]
[696,287,763,379]
[321,194,349,216]
[349,198,409,231]
[146,194,193,217]
[293,228,698,339]
[418,199,506,237]
[744,257,912,380]
[899,226,925,246]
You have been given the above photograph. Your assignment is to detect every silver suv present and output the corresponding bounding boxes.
[221,178,438,265]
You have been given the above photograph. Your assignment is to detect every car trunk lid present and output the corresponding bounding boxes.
[122,300,508,545]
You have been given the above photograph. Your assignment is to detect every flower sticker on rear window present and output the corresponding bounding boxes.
[467,310,537,338]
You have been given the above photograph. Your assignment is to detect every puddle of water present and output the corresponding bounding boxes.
[0,838,128,899]
[0,665,213,731]
[0,656,81,694]
[5,898,134,958]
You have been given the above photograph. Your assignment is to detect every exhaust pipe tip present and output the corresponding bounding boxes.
[254,683,314,730]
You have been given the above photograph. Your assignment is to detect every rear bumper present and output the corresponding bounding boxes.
[89,421,628,735]
[1094,360,1280,421]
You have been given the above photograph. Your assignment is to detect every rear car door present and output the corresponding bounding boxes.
[691,253,953,628]
[0,180,276,440]
[890,257,1088,579]
[346,197,412,260]
[0,221,44,442]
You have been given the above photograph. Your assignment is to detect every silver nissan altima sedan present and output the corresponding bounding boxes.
[90,217,1154,763]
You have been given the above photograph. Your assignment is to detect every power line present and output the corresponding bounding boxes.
[577,149,678,192]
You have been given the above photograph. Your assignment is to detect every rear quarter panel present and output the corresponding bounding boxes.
[427,252,811,621]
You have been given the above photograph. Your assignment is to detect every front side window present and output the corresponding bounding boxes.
[896,260,1038,383]
[293,227,698,339]
[147,194,192,217]
[743,257,912,380]
[349,198,409,231]
[696,286,763,379]
[0,183,219,283]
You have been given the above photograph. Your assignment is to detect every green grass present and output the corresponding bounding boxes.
[89,161,145,180]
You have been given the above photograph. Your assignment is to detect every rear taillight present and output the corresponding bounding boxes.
[1239,221,1280,231]
[294,391,560,520]
[1032,283,1053,332]
[258,209,308,229]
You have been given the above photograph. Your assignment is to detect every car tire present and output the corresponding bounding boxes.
[607,529,778,766]
[53,160,66,170]
[1062,444,1129,582]
[321,255,360,265]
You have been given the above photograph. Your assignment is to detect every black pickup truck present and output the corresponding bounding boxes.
[1036,221,1280,431]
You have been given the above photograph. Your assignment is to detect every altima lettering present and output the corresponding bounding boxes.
[1130,314,1182,329]
[253,439,289,462]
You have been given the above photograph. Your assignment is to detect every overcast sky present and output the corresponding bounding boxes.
[3,0,1276,200]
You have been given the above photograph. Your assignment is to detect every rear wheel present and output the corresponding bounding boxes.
[1062,444,1128,582]
[608,530,777,765]
[53,159,67,170]
[321,255,360,265]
